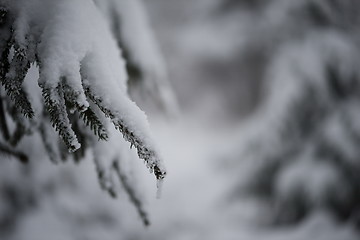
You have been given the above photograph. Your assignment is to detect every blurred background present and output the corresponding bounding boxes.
[1,0,360,239]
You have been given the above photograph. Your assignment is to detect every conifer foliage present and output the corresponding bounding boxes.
[0,0,173,225]
[222,0,360,226]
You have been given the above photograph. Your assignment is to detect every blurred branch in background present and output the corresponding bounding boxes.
[220,0,360,229]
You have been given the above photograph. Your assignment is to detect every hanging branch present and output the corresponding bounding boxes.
[93,155,117,198]
[41,84,80,152]
[1,41,34,118]
[0,141,28,163]
[113,160,150,226]
[84,85,166,180]
[62,81,108,141]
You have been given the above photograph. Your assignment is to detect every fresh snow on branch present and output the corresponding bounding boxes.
[0,0,170,224]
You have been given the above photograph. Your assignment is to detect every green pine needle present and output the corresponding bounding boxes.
[84,86,166,180]
[41,85,80,152]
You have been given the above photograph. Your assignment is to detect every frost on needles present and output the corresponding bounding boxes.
[0,0,169,225]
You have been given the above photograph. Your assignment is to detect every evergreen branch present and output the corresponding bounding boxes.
[0,141,28,163]
[62,82,108,141]
[113,160,150,226]
[39,122,61,164]
[41,84,80,152]
[79,108,108,141]
[71,119,88,162]
[61,80,87,112]
[0,95,10,140]
[9,122,26,146]
[84,86,166,180]
[110,9,143,86]
[58,139,70,161]
[0,9,35,119]
[2,94,33,146]
[0,7,7,26]
[0,38,10,80]
[93,156,117,198]
[1,43,34,118]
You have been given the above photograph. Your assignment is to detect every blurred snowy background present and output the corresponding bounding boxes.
[1,0,360,239]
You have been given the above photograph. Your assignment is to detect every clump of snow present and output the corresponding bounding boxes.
[95,0,179,116]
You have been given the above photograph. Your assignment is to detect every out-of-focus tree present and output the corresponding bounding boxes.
[221,0,360,227]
